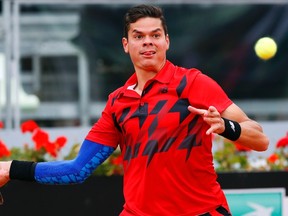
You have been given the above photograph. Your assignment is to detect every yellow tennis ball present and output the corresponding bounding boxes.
[254,37,277,60]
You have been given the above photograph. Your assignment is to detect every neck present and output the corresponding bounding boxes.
[134,60,166,91]
[135,70,156,91]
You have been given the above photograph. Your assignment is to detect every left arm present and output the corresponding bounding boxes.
[188,103,269,151]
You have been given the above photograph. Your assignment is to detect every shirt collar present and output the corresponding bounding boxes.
[119,60,175,97]
[153,60,175,84]
[125,60,175,87]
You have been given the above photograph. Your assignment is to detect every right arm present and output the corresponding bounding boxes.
[0,139,115,186]
[1,91,120,187]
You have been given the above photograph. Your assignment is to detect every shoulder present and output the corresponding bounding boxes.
[107,86,125,100]
[172,62,201,75]
[174,65,223,93]
[174,65,208,84]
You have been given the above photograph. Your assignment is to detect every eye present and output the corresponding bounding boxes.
[134,35,143,39]
[153,34,161,38]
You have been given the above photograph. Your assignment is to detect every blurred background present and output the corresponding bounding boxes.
[1,0,287,155]
[0,0,288,129]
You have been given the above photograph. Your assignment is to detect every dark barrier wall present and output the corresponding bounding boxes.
[1,172,287,216]
[217,171,288,194]
[1,176,124,216]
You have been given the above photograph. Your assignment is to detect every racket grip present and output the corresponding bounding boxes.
[0,191,4,205]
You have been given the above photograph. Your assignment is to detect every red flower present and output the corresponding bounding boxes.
[0,140,11,158]
[0,121,4,129]
[32,128,49,150]
[55,136,67,148]
[276,132,288,148]
[21,120,39,133]
[267,153,279,163]
[45,141,58,158]
[235,143,251,152]
[111,155,123,165]
[45,136,67,158]
[31,127,67,158]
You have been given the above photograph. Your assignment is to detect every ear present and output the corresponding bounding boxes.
[166,34,170,51]
[122,37,129,53]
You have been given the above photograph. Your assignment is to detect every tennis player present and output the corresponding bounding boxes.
[0,4,269,215]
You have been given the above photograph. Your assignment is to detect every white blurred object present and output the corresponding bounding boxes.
[0,53,40,110]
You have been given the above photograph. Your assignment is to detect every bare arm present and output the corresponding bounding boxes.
[188,103,269,151]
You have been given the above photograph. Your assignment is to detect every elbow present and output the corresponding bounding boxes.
[263,138,270,151]
[255,137,270,152]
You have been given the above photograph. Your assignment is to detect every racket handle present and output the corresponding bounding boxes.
[0,191,4,205]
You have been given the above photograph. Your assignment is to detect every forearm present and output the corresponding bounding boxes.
[35,140,114,184]
[1,140,115,185]
[219,117,269,151]
[219,103,269,151]
[237,120,269,151]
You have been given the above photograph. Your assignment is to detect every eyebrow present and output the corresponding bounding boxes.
[132,28,162,34]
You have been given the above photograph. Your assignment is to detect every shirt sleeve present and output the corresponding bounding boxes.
[188,71,233,113]
[85,93,121,148]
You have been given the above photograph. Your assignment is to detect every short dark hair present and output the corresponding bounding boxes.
[123,4,168,39]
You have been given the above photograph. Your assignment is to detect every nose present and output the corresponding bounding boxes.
[143,36,153,46]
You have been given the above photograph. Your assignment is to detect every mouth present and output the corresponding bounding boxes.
[141,51,156,57]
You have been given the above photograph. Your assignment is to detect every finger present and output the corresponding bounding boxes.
[207,107,222,119]
[208,106,217,112]
[206,128,213,135]
[207,106,219,116]
[206,124,218,135]
[188,106,207,116]
[203,115,222,124]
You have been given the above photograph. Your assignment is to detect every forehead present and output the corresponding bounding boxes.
[129,17,164,33]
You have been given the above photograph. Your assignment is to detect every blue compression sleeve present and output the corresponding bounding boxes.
[34,139,115,184]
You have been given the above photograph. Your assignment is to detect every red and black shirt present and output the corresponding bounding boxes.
[86,60,232,215]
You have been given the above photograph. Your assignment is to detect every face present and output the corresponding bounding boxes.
[122,17,170,73]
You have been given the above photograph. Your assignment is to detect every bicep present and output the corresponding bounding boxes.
[221,103,250,123]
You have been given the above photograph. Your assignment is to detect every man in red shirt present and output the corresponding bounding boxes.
[0,4,269,215]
